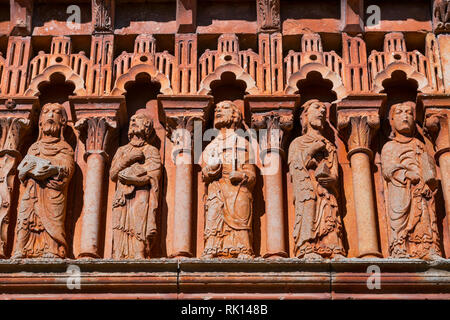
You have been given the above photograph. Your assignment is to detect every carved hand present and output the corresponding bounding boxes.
[18,161,36,181]
[406,171,421,185]
[318,176,335,188]
[229,171,247,184]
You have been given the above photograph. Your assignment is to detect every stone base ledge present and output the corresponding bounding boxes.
[0,258,449,299]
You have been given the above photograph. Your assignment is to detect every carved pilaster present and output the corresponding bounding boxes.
[71,96,124,258]
[257,0,280,33]
[92,0,115,35]
[0,117,30,258]
[0,97,38,258]
[75,116,117,161]
[337,94,385,258]
[433,0,450,34]
[247,95,298,259]
[159,95,212,258]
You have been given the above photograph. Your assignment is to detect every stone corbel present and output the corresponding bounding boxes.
[70,96,125,259]
[257,0,281,33]
[340,0,364,34]
[158,95,213,258]
[92,0,115,35]
[246,94,300,259]
[433,0,450,34]
[10,0,33,36]
[176,0,197,33]
[0,96,39,258]
[337,94,386,258]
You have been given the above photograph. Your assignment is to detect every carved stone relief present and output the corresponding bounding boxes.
[381,102,442,260]
[110,111,161,259]
[288,100,346,259]
[201,101,256,259]
[12,103,75,259]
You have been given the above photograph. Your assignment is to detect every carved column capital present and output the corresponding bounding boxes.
[166,114,204,158]
[338,113,380,158]
[337,94,386,159]
[420,94,450,159]
[159,95,213,160]
[71,96,125,161]
[75,116,117,161]
[246,94,299,159]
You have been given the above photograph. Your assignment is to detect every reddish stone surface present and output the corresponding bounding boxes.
[0,0,448,299]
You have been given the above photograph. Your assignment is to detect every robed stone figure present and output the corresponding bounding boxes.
[288,100,346,259]
[201,101,256,259]
[110,111,161,259]
[13,103,75,259]
[381,101,441,260]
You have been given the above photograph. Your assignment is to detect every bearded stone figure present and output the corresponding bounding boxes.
[12,103,75,259]
[201,101,256,259]
[288,100,346,260]
[381,102,441,260]
[110,111,161,259]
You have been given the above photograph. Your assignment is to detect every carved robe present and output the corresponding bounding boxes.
[381,137,441,259]
[110,141,161,259]
[288,133,345,258]
[14,138,74,258]
[202,132,256,258]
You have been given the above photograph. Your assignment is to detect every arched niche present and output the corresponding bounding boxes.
[25,64,87,105]
[117,71,163,147]
[284,63,347,102]
[111,64,173,96]
[198,63,260,99]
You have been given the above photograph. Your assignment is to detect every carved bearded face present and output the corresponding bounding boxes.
[128,114,152,140]
[303,101,326,132]
[391,103,415,136]
[40,104,66,137]
[214,101,241,129]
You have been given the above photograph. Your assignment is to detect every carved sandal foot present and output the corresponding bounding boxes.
[11,252,23,259]
[304,252,323,260]
[41,252,60,259]
[332,254,346,261]
[237,253,253,260]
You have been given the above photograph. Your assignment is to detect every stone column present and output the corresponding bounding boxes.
[247,95,299,258]
[421,94,450,230]
[337,94,385,258]
[0,97,38,258]
[72,96,124,258]
[159,95,212,258]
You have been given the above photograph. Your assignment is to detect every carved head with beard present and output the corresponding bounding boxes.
[301,99,327,134]
[213,100,242,130]
[39,103,68,140]
[128,111,154,143]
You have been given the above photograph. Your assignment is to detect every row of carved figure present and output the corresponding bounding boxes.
[5,99,444,261]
